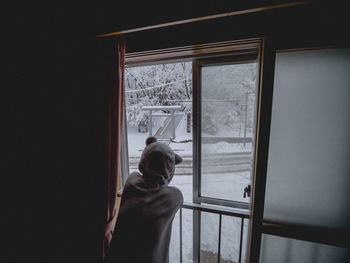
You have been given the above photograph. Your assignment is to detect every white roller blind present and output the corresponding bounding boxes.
[264,48,350,228]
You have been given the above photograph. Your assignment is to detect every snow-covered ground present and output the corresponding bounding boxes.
[127,115,252,157]
[169,174,250,263]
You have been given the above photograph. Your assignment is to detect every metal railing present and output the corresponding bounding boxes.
[178,202,250,263]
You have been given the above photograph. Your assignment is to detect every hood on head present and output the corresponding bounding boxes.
[138,137,182,187]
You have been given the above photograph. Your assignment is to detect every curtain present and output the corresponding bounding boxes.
[103,37,125,260]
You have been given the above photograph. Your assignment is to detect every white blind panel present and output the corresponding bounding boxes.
[264,48,350,228]
[260,234,350,263]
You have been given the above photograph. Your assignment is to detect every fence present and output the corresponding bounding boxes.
[176,202,250,263]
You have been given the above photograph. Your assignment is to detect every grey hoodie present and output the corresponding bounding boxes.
[105,137,183,263]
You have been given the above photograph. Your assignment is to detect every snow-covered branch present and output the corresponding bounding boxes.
[125,78,191,93]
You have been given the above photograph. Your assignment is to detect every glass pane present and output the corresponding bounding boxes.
[124,62,194,263]
[260,234,350,263]
[264,48,350,227]
[125,62,193,202]
[200,62,259,202]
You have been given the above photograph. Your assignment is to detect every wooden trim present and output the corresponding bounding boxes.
[262,221,350,249]
[96,1,309,38]
[192,57,201,263]
[192,59,200,203]
[247,37,276,263]
[125,39,260,67]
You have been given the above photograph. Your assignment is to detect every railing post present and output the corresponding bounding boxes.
[193,210,201,263]
[239,218,244,263]
[180,202,250,263]
[244,92,248,146]
[218,214,222,263]
[180,208,183,263]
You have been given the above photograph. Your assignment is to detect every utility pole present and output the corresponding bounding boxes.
[171,109,175,139]
[244,92,248,146]
[187,112,191,133]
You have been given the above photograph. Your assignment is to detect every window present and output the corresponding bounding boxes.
[260,47,350,263]
[120,39,263,263]
[123,61,194,203]
[193,55,259,209]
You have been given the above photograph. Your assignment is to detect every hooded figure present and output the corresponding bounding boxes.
[105,137,183,263]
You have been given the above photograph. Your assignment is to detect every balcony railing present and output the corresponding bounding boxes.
[176,202,250,263]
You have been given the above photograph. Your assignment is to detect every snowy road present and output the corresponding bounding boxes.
[128,152,252,176]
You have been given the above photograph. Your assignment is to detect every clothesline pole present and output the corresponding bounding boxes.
[148,109,153,137]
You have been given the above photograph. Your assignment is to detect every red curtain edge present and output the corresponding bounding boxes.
[102,37,125,260]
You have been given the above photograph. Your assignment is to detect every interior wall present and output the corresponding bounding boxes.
[93,0,304,36]
[4,9,110,262]
[120,2,350,53]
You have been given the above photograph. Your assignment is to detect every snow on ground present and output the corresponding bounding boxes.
[200,171,251,202]
[127,115,252,157]
[127,125,149,157]
[203,125,253,138]
[169,174,250,263]
[202,141,251,155]
[127,115,168,157]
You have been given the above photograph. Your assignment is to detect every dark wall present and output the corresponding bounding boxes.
[4,1,349,262]
[4,7,109,263]
[94,0,307,35]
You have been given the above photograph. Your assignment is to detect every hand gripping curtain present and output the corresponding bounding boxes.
[103,37,125,260]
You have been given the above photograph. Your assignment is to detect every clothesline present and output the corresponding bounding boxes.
[125,78,191,93]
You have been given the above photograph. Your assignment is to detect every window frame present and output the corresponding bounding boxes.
[192,53,260,210]
[121,39,263,210]
[119,38,270,263]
